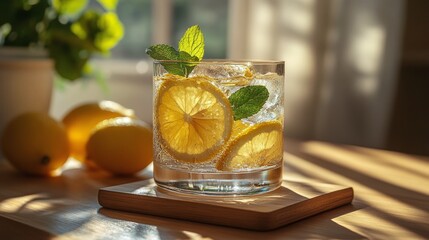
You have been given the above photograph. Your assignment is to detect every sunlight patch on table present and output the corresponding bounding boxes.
[301,141,429,196]
[285,152,429,223]
[334,208,424,239]
[0,194,49,213]
[182,231,213,240]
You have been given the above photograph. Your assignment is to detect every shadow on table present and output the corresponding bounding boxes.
[98,203,364,240]
[284,140,429,238]
[0,161,151,236]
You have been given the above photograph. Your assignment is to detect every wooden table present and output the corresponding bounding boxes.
[0,139,428,239]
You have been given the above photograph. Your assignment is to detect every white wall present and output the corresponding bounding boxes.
[50,60,154,126]
[229,0,405,148]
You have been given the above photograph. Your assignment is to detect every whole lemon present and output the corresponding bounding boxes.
[1,112,69,176]
[62,101,135,163]
[86,117,153,175]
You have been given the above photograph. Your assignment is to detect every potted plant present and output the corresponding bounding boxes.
[0,0,124,155]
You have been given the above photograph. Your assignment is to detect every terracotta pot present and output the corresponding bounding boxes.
[0,48,54,159]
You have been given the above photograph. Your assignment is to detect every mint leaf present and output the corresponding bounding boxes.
[229,86,269,120]
[179,25,204,60]
[178,51,199,76]
[145,25,204,77]
[162,62,186,76]
[145,44,178,61]
[145,45,187,76]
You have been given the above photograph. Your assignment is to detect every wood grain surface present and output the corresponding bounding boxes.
[0,138,428,239]
[98,179,353,230]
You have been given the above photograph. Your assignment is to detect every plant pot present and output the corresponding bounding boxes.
[0,47,54,159]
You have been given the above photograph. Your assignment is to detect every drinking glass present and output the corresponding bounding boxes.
[152,60,284,195]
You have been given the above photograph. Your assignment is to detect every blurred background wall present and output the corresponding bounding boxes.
[229,0,404,150]
[50,0,429,156]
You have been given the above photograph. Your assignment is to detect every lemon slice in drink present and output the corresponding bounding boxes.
[217,121,283,171]
[156,77,233,163]
[231,120,250,137]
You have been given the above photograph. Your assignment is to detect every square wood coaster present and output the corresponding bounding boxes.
[98,179,353,231]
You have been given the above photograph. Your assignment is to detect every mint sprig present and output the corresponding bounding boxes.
[146,25,204,77]
[229,85,269,120]
[147,25,269,119]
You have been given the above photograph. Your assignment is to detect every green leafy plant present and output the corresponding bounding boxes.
[0,0,124,81]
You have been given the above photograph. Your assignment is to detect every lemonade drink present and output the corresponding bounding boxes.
[152,60,284,195]
[147,25,284,195]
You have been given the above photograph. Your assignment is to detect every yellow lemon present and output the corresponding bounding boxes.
[231,119,251,137]
[1,112,69,176]
[62,101,135,163]
[216,121,283,171]
[155,77,233,163]
[86,117,153,175]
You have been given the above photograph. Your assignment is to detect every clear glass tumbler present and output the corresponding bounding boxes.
[152,60,284,195]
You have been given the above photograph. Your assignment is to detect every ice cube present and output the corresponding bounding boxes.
[190,63,255,97]
[189,63,255,80]
[246,73,284,123]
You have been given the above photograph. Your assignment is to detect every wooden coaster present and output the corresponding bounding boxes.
[98,179,353,231]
